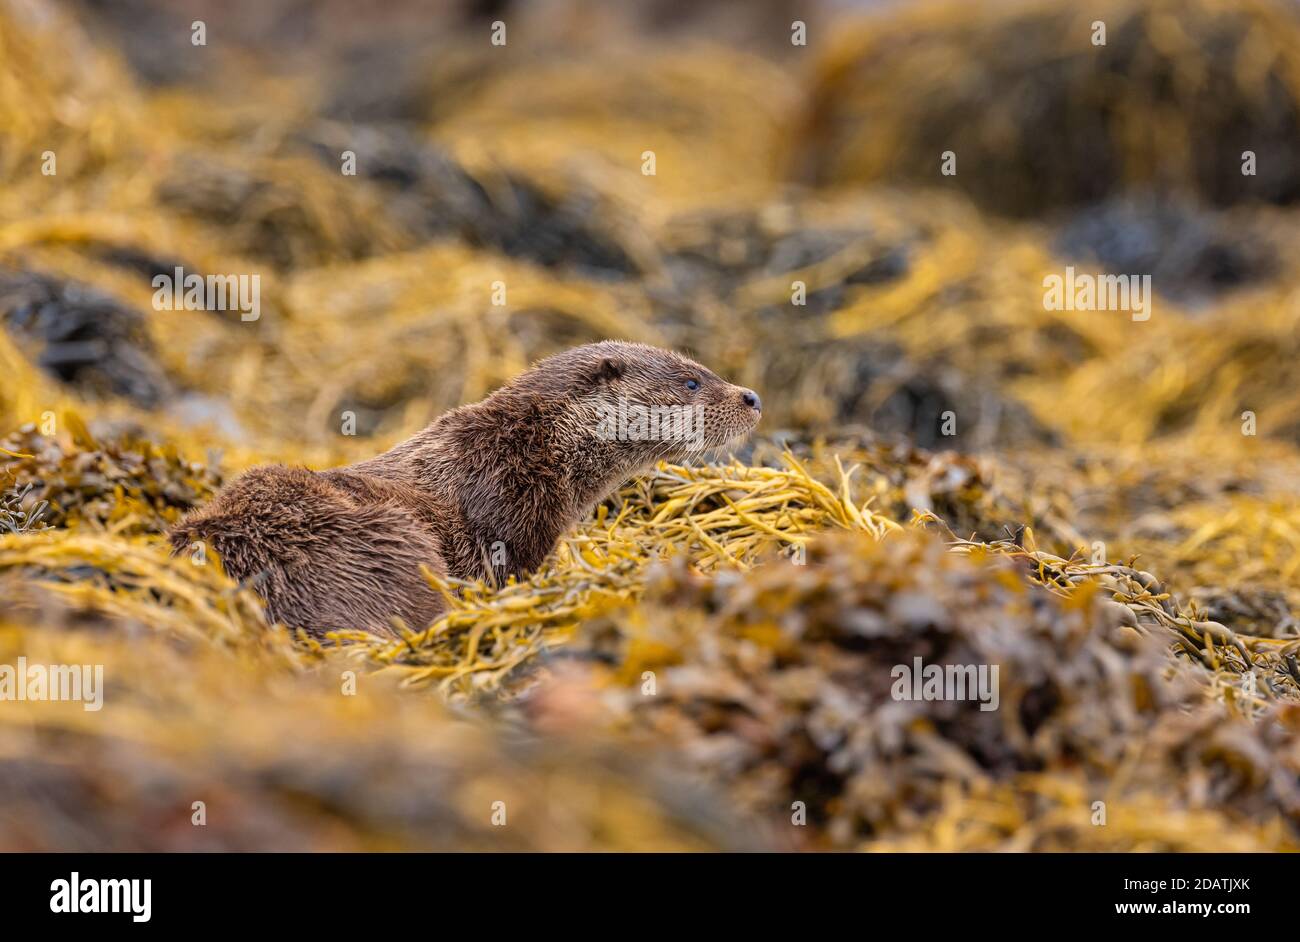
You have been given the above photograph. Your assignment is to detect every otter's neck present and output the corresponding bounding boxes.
[353,389,641,582]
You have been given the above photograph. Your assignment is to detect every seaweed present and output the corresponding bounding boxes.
[797,0,1300,214]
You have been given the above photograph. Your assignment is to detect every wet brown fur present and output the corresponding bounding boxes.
[170,341,761,636]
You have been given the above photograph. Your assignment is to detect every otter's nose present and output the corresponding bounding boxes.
[740,389,762,412]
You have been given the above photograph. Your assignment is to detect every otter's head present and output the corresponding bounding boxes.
[523,341,762,466]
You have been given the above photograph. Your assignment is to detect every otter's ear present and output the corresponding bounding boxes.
[593,357,623,384]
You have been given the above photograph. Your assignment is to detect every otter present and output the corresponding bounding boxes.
[170,341,762,636]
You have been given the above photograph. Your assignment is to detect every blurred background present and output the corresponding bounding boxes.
[3,0,1300,455]
[2,0,1300,852]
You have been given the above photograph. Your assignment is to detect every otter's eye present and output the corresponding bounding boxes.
[684,379,699,391]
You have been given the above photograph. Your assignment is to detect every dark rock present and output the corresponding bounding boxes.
[0,271,171,407]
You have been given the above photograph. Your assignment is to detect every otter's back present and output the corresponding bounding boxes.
[170,465,447,635]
